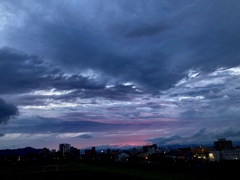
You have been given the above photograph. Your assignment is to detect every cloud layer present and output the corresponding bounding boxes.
[0,98,19,124]
[0,0,240,150]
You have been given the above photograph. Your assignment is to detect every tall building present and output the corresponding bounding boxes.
[59,143,71,156]
[214,138,233,150]
[70,146,80,157]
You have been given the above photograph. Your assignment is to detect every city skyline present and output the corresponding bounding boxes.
[1,0,240,150]
[0,137,239,156]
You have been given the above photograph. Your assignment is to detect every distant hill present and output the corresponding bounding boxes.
[0,146,41,156]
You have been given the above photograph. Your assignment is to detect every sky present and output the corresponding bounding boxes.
[1,0,240,151]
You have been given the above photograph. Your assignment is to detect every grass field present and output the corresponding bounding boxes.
[0,160,238,180]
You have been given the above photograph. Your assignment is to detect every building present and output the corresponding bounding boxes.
[70,146,80,158]
[221,150,240,160]
[214,138,233,150]
[143,144,157,154]
[209,138,240,161]
[191,146,211,161]
[59,143,71,156]
[209,149,240,161]
[84,147,96,157]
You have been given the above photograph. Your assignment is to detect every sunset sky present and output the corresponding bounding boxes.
[1,0,240,150]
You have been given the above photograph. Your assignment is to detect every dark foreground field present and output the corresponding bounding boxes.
[0,160,239,180]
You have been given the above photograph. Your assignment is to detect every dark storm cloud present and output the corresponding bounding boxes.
[149,127,240,146]
[180,100,240,121]
[0,116,153,134]
[79,83,143,100]
[148,134,183,145]
[48,74,105,91]
[114,22,167,38]
[0,47,58,93]
[0,98,19,124]
[0,47,106,94]
[0,47,144,107]
[2,0,240,92]
[218,128,240,139]
[76,134,92,139]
